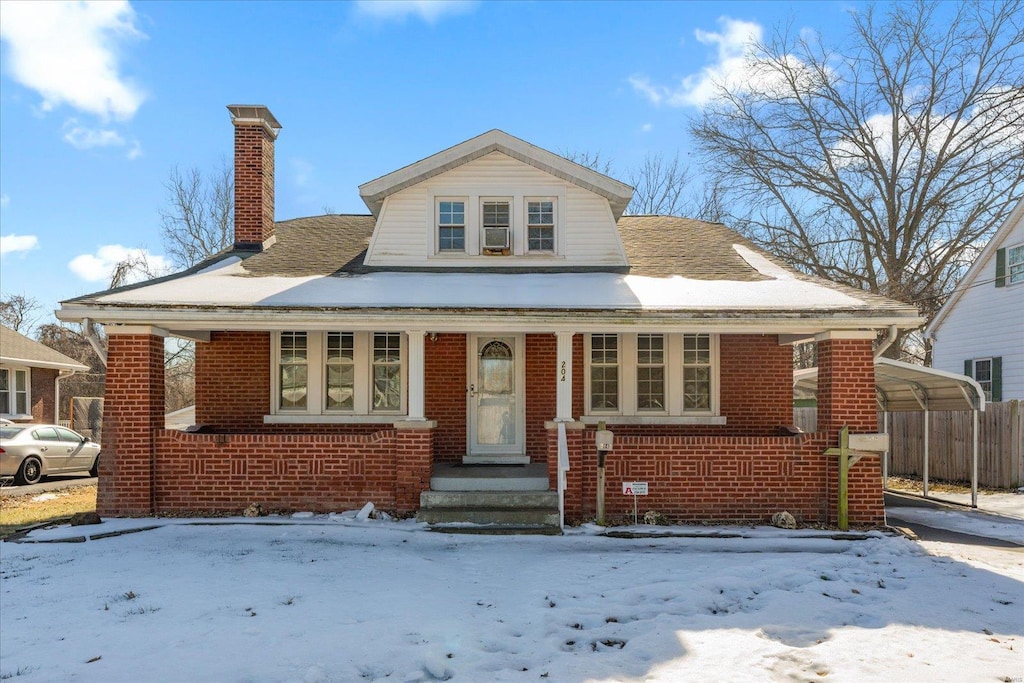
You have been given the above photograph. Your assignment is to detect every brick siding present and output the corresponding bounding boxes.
[233,122,275,247]
[29,367,57,423]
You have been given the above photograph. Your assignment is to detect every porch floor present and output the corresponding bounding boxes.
[429,463,549,492]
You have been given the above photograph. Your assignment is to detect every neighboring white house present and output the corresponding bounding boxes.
[927,199,1024,401]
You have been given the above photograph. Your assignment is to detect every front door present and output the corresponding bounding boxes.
[467,334,526,463]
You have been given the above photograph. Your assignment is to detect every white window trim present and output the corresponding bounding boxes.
[1008,242,1024,285]
[434,196,468,255]
[0,366,31,418]
[524,196,559,254]
[269,332,407,421]
[584,333,720,421]
[425,187,566,261]
[969,357,994,401]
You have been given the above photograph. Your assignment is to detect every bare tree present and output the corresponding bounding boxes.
[160,160,234,268]
[690,0,1024,361]
[563,149,722,218]
[0,293,40,333]
[627,152,692,216]
[36,323,106,421]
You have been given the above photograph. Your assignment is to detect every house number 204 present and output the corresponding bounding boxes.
[560,361,567,382]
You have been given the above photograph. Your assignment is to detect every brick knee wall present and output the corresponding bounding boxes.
[152,427,433,516]
[548,426,884,527]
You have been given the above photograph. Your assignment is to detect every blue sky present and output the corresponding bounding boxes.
[0,0,864,324]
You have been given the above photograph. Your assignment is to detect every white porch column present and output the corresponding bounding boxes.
[555,331,574,421]
[407,330,426,421]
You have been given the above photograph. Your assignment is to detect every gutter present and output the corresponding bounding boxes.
[54,369,78,424]
[873,325,899,359]
[82,318,107,368]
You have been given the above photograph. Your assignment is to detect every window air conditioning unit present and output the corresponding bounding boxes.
[483,227,510,250]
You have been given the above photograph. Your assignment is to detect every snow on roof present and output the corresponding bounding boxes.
[86,249,869,312]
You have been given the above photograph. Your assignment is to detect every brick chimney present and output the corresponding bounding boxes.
[228,105,281,251]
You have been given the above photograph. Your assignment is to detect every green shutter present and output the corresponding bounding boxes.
[991,357,1002,402]
[995,248,1006,287]
[964,359,973,377]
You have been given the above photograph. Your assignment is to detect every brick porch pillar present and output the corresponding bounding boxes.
[98,328,166,516]
[816,332,883,526]
[394,421,436,515]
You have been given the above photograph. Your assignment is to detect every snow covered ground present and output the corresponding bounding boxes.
[1,501,1021,682]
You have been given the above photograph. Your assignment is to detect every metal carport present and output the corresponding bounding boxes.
[794,358,987,506]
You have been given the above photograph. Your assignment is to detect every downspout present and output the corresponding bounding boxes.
[82,318,107,367]
[54,369,78,424]
[873,325,898,359]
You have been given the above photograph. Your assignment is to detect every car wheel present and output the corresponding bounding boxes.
[89,456,99,477]
[16,456,42,486]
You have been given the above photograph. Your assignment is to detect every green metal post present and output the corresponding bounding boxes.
[838,425,849,531]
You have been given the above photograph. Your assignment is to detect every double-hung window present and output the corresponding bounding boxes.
[274,332,405,418]
[589,334,619,411]
[636,334,666,411]
[683,334,712,411]
[437,200,465,253]
[527,200,555,252]
[0,368,29,415]
[587,333,719,419]
[1009,244,1024,285]
[965,357,1001,402]
[482,200,511,250]
[278,333,308,410]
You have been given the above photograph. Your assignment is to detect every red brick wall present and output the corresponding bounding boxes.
[151,426,433,515]
[549,426,844,525]
[195,331,271,431]
[29,367,57,423]
[526,334,556,461]
[99,334,165,516]
[233,122,275,247]
[424,333,466,462]
[719,335,793,431]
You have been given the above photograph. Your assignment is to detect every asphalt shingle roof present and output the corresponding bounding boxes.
[0,325,89,370]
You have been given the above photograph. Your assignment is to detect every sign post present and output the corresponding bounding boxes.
[622,481,648,525]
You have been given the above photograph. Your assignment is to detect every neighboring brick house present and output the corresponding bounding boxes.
[58,105,922,528]
[1,324,89,423]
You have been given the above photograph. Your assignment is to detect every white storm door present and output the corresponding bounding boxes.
[467,334,525,460]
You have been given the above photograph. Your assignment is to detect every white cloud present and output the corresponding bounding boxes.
[354,0,476,23]
[0,194,9,208]
[127,139,143,160]
[62,118,125,149]
[0,233,39,257]
[630,17,767,108]
[640,123,653,133]
[291,158,314,188]
[0,1,146,121]
[69,245,172,284]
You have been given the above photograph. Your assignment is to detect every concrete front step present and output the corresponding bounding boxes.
[418,490,560,531]
[421,490,558,509]
[430,463,549,492]
[418,506,560,527]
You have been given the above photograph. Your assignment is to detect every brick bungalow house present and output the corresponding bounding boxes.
[58,105,922,529]
[1,324,89,424]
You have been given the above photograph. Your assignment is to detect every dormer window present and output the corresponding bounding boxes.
[437,200,466,252]
[527,199,555,252]
[482,199,511,252]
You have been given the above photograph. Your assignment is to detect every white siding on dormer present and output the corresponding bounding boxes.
[931,215,1024,400]
[363,152,628,268]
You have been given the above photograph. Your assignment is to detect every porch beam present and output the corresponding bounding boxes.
[407,330,426,421]
[555,332,574,421]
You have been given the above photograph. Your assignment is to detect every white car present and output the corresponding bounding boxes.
[0,424,100,485]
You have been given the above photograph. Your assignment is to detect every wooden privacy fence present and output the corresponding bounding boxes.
[793,401,1023,489]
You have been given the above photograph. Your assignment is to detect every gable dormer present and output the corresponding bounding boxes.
[358,130,633,268]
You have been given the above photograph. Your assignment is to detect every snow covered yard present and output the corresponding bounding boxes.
[1,517,1021,682]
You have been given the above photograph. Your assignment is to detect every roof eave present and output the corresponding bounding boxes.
[358,130,634,219]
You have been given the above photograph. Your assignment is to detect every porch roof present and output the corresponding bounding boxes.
[58,214,922,331]
[793,358,986,412]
